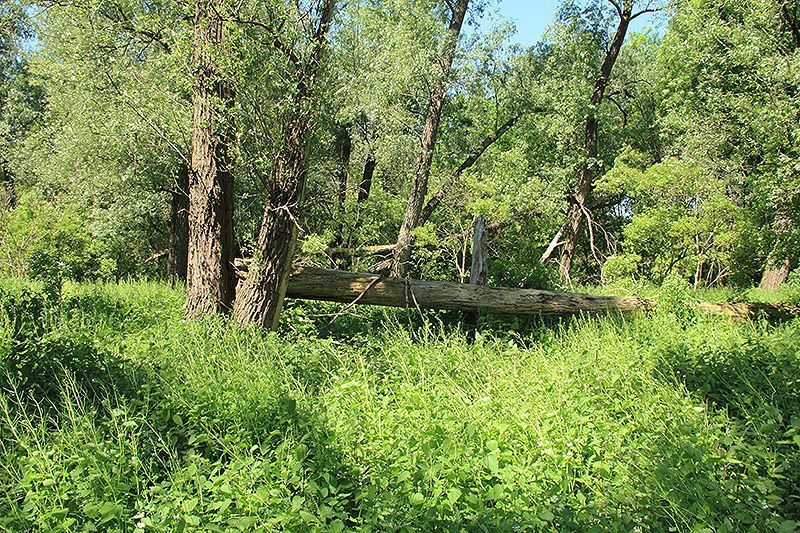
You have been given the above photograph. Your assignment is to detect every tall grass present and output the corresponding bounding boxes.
[0,280,798,530]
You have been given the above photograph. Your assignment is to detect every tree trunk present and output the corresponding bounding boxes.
[167,163,190,284]
[558,115,600,281]
[234,263,799,321]
[236,263,652,316]
[358,154,376,203]
[469,217,489,286]
[543,2,633,281]
[232,116,312,329]
[391,0,470,277]
[232,0,335,330]
[185,0,237,317]
[760,257,791,290]
[465,216,488,341]
[1,160,15,209]
[332,124,352,247]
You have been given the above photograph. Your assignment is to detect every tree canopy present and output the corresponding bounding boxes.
[1,0,797,300]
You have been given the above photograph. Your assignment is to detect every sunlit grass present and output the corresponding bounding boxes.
[1,280,798,530]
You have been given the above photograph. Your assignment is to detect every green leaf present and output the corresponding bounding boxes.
[447,487,462,504]
[291,495,305,511]
[484,454,499,473]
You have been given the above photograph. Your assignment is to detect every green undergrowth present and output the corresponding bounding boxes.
[0,280,799,531]
[585,276,800,306]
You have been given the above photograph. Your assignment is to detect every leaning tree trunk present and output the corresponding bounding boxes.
[232,116,312,329]
[232,0,335,330]
[358,154,376,203]
[543,2,633,281]
[167,163,190,284]
[558,118,597,281]
[185,0,236,317]
[391,0,470,277]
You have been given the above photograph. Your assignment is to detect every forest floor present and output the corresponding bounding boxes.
[1,279,799,531]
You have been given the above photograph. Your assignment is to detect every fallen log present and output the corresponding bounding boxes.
[233,262,799,320]
[286,269,653,315]
[697,301,800,321]
[237,263,652,316]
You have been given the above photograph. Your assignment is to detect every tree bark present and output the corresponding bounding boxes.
[358,154,376,203]
[234,263,799,321]
[465,215,488,341]
[760,257,792,290]
[167,163,190,284]
[1,161,15,209]
[232,0,336,330]
[332,124,352,247]
[185,0,237,317]
[235,264,652,316]
[391,0,470,277]
[232,115,312,329]
[542,1,634,281]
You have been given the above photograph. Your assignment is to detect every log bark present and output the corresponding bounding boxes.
[284,267,650,316]
[234,262,798,321]
[185,0,237,317]
[232,0,336,330]
[167,163,190,284]
[236,262,652,316]
[391,0,470,277]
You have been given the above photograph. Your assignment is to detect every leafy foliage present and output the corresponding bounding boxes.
[1,280,799,529]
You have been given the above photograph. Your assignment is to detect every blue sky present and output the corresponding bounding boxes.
[486,0,662,46]
[492,0,562,45]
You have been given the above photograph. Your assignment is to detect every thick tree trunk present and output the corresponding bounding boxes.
[232,0,335,330]
[185,0,236,317]
[236,264,651,316]
[760,257,791,290]
[391,0,470,277]
[543,3,633,281]
[358,154,376,203]
[232,116,312,329]
[167,163,190,284]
